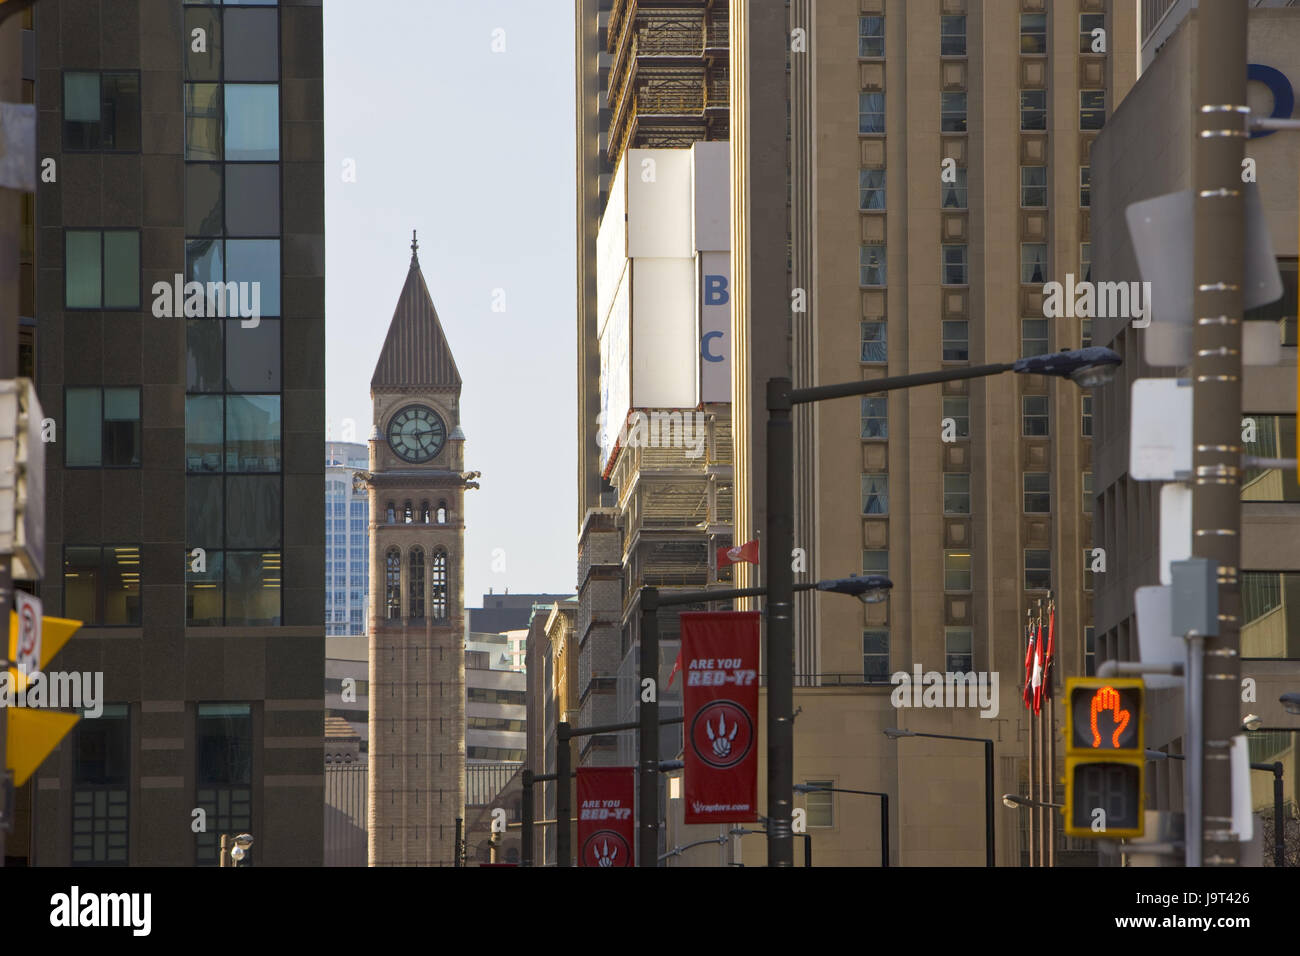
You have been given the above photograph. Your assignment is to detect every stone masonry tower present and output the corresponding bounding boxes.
[365,234,475,865]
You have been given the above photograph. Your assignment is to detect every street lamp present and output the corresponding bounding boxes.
[884,728,996,867]
[1002,793,1063,810]
[794,784,889,867]
[765,347,1120,866]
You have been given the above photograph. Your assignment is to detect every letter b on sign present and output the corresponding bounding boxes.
[705,274,729,306]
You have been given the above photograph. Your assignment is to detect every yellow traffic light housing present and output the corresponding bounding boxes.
[1063,677,1146,839]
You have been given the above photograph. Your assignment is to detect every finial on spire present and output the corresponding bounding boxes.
[411,229,418,261]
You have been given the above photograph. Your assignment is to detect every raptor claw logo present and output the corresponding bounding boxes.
[690,700,754,769]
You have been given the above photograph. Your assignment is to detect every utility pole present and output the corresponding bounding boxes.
[1191,1,1247,868]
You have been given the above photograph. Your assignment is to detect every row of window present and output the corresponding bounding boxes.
[861,166,1091,215]
[863,468,1096,518]
[383,546,449,621]
[384,501,450,525]
[859,88,1104,138]
[858,13,1106,60]
[862,622,1098,687]
[72,702,254,865]
[859,394,1092,440]
[863,547,1096,594]
[859,242,1086,289]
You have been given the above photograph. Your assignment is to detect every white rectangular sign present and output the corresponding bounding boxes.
[14,590,42,676]
[699,251,731,404]
[1130,378,1192,480]
[1159,483,1192,586]
[1133,585,1183,689]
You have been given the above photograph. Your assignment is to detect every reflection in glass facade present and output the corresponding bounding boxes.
[1242,571,1300,659]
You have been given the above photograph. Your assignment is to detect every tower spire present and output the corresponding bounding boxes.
[411,229,418,263]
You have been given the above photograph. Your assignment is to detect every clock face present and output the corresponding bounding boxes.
[386,404,446,463]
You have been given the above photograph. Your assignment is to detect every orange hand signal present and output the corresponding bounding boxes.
[1089,686,1131,748]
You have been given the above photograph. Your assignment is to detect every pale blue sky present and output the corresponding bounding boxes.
[324,0,577,604]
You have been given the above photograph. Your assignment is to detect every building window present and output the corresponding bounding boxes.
[943,473,970,515]
[1020,90,1047,131]
[1082,395,1093,437]
[1084,626,1096,676]
[1022,318,1049,357]
[72,703,129,865]
[859,92,885,134]
[184,395,282,473]
[65,229,140,309]
[1021,243,1048,284]
[1080,90,1105,130]
[1024,549,1051,591]
[941,167,968,209]
[65,387,141,468]
[861,474,889,515]
[64,546,141,626]
[945,627,974,672]
[861,244,887,286]
[224,84,280,161]
[1021,166,1047,207]
[1081,318,1093,348]
[861,320,887,363]
[402,501,413,524]
[861,396,888,439]
[863,549,889,577]
[942,396,970,438]
[186,550,281,627]
[1080,13,1105,52]
[1023,473,1051,513]
[1080,166,1091,207]
[1082,471,1094,514]
[420,500,431,523]
[184,238,282,317]
[1022,395,1049,436]
[437,501,448,524]
[1080,243,1092,283]
[942,320,969,361]
[1242,415,1300,500]
[804,780,835,827]
[860,169,886,210]
[863,631,890,683]
[1020,13,1047,54]
[386,502,396,524]
[409,547,425,618]
[858,16,884,57]
[944,550,972,592]
[385,548,400,620]
[940,92,967,133]
[63,71,140,151]
[196,703,252,866]
[1083,547,1095,591]
[431,550,449,619]
[941,15,967,56]
[942,244,968,285]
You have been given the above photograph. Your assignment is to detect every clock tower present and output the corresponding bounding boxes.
[365,233,475,866]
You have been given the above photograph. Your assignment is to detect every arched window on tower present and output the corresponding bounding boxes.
[402,501,413,524]
[385,547,401,620]
[409,546,425,619]
[431,550,448,620]
[386,502,396,524]
[436,500,448,524]
[420,500,431,524]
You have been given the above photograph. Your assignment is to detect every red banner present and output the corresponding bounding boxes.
[681,611,760,824]
[577,766,636,867]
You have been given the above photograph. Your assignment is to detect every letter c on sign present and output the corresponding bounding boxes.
[701,331,724,362]
[1247,64,1294,139]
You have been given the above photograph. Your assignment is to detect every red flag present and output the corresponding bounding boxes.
[717,540,759,567]
[681,611,760,825]
[1039,602,1057,706]
[667,650,682,689]
[1022,617,1036,711]
[1031,615,1046,714]
[577,767,636,867]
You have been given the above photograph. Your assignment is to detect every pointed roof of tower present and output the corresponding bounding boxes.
[370,230,463,391]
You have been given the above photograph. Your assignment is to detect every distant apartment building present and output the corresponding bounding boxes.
[326,440,370,637]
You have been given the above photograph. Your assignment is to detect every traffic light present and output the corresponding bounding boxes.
[1063,677,1145,839]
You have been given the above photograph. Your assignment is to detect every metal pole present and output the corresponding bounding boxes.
[219,834,228,868]
[1186,634,1204,867]
[556,722,572,867]
[1191,0,1247,870]
[803,834,812,868]
[454,817,462,868]
[639,586,660,868]
[879,794,889,868]
[1048,693,1057,867]
[1273,763,1285,868]
[765,378,795,867]
[984,739,996,867]
[521,770,534,868]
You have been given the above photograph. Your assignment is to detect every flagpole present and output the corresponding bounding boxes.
[1036,598,1048,868]
[1047,595,1057,867]
[1025,607,1038,867]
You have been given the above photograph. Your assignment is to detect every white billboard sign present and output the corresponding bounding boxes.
[699,251,731,404]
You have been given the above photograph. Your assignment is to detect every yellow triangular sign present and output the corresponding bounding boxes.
[5,708,81,787]
[8,612,82,692]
